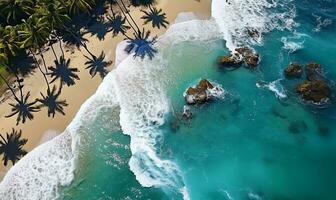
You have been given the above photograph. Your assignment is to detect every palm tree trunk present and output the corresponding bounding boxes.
[0,73,20,102]
[116,1,139,33]
[57,36,65,58]
[39,49,49,74]
[29,49,50,91]
[63,26,96,59]
[0,134,6,144]
[119,0,141,32]
[52,31,65,58]
[50,44,58,62]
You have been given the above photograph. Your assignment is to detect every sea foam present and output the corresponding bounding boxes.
[212,0,297,51]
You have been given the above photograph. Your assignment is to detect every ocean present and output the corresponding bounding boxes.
[1,0,336,199]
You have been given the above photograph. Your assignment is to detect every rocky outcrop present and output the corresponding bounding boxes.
[296,80,331,103]
[218,55,243,69]
[284,63,303,78]
[218,47,260,69]
[236,47,260,68]
[185,79,214,104]
[305,62,322,81]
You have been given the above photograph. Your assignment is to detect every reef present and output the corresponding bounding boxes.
[284,63,303,78]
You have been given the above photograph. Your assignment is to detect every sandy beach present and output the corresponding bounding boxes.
[0,0,211,180]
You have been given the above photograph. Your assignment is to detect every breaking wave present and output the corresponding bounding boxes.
[212,0,297,51]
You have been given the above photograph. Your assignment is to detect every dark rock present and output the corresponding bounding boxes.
[218,47,260,69]
[288,120,308,134]
[170,119,180,132]
[235,47,259,68]
[305,62,322,81]
[244,53,260,68]
[182,105,192,120]
[284,63,303,78]
[218,55,243,68]
[296,80,331,104]
[247,28,261,40]
[235,47,253,56]
[185,79,214,105]
[318,126,330,137]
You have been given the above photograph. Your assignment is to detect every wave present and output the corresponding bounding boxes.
[0,12,221,199]
[256,79,287,99]
[212,0,297,51]
[281,31,309,53]
[0,72,119,199]
[312,14,333,32]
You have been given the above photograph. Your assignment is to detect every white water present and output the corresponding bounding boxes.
[212,0,297,51]
[256,79,287,99]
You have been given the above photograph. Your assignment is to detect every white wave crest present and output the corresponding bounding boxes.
[281,32,309,53]
[212,0,297,51]
[256,79,287,99]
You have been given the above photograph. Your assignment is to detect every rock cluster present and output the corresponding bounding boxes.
[284,62,332,104]
[218,47,259,69]
[284,63,302,78]
[296,79,331,104]
[185,79,214,105]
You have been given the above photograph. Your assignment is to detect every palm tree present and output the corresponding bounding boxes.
[141,7,169,29]
[36,0,71,59]
[0,25,19,58]
[6,92,39,125]
[37,85,68,117]
[107,14,130,37]
[130,0,156,7]
[0,129,27,166]
[18,15,51,89]
[48,56,80,86]
[7,50,36,77]
[66,0,95,14]
[125,29,157,59]
[85,52,112,78]
[0,0,34,25]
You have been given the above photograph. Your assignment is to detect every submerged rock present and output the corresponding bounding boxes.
[296,80,331,103]
[185,79,214,104]
[182,105,193,120]
[288,120,308,134]
[305,62,322,81]
[284,63,303,78]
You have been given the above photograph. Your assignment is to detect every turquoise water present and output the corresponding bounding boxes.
[57,1,336,199]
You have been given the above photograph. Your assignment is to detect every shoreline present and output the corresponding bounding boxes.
[0,0,211,180]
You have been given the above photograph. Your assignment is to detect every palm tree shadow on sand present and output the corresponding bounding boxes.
[37,85,68,118]
[48,56,80,87]
[85,51,112,79]
[0,129,28,167]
